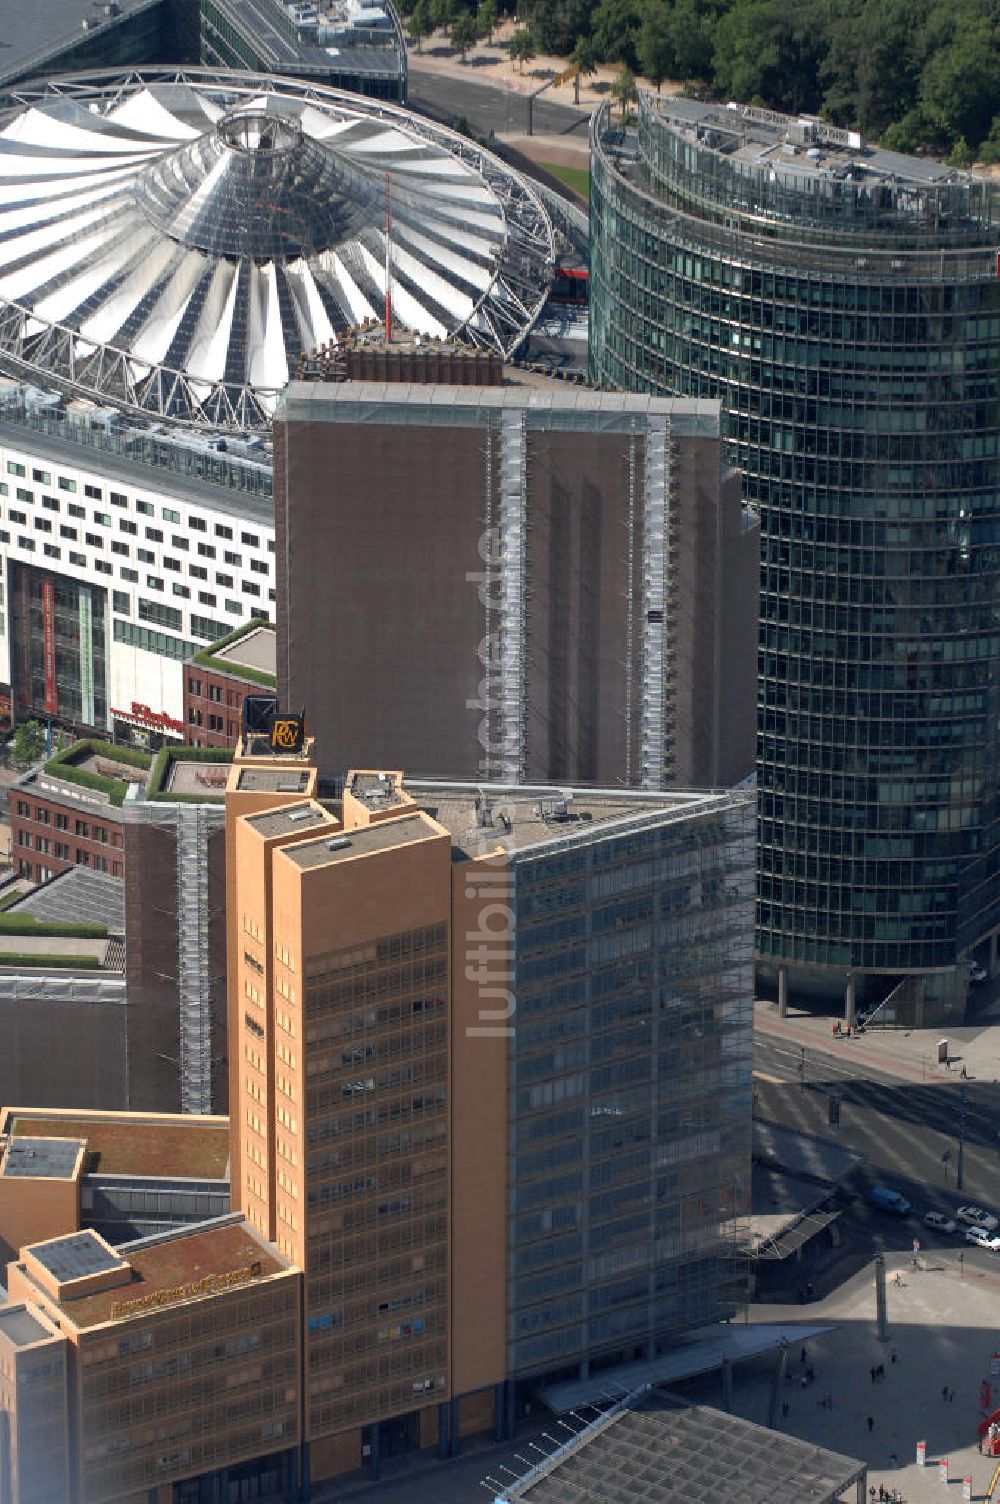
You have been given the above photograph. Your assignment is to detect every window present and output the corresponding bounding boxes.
[75,820,89,837]
[139,598,181,631]
[120,567,138,583]
[191,613,230,641]
[68,503,84,518]
[267,539,275,553]
[111,541,130,556]
[172,583,190,598]
[162,507,180,523]
[119,519,137,535]
[216,572,233,587]
[93,511,111,527]
[226,599,241,615]
[171,535,189,551]
[43,544,60,560]
[163,556,181,572]
[8,510,24,524]
[33,518,52,533]
[215,523,233,539]
[241,532,260,546]
[84,484,102,500]
[5,461,24,477]
[69,551,85,566]
[16,536,34,551]
[137,548,155,564]
[223,550,242,567]
[94,559,112,575]
[110,491,127,507]
[114,619,197,661]
[84,533,103,548]
[250,558,268,574]
[146,575,164,591]
[198,591,217,607]
[32,469,50,484]
[16,488,32,503]
[59,525,77,540]
[197,542,216,558]
[41,496,59,511]
[136,500,153,516]
[145,526,163,542]
[58,477,77,493]
[190,565,208,580]
[190,515,206,532]
[113,592,130,614]
[188,676,202,695]
[241,581,260,596]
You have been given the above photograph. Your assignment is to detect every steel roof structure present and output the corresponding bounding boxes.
[0,68,556,430]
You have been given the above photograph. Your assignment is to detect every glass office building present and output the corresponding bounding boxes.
[506,792,753,1378]
[591,95,1000,1007]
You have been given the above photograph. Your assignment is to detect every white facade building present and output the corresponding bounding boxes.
[0,389,274,735]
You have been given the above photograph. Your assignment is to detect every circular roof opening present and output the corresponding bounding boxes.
[216,109,303,156]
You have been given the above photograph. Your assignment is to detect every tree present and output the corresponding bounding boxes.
[8,720,45,769]
[637,6,675,90]
[430,0,456,28]
[451,10,479,55]
[919,26,1000,153]
[408,0,435,50]
[611,61,637,119]
[476,0,498,40]
[509,26,537,68]
[572,34,599,75]
[591,0,641,66]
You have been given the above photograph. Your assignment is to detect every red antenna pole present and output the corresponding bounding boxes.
[384,172,392,344]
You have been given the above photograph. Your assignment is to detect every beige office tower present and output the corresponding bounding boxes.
[0,734,752,1502]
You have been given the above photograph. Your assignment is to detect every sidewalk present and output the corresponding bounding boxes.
[407,22,678,109]
[722,1255,1000,1504]
[756,999,1000,1086]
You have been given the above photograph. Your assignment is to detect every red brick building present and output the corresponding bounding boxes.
[9,744,143,883]
[184,623,276,748]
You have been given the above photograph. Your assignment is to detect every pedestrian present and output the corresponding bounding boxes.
[888,1452,896,1466]
[806,1282,814,1300]
[942,1384,949,1401]
[801,1347,808,1364]
[891,1350,897,1364]
[867,1415,875,1432]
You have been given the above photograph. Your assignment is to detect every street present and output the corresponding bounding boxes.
[753,1033,1000,1282]
[408,59,589,139]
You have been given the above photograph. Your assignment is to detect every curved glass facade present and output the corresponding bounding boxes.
[591,95,1000,991]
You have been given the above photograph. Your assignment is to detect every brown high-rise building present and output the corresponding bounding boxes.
[274,378,759,790]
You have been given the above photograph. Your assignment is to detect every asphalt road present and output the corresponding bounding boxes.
[408,62,590,139]
[754,1033,1000,1285]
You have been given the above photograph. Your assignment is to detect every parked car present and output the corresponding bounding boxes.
[923,1211,958,1234]
[869,1186,912,1216]
[968,962,989,984]
[957,1205,999,1231]
[965,1227,1000,1251]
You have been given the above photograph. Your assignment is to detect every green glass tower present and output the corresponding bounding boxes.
[590,94,1000,1011]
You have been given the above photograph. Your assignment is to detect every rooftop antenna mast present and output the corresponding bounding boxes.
[384,171,393,344]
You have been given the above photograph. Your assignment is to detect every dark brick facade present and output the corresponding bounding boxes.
[184,666,272,748]
[10,789,124,883]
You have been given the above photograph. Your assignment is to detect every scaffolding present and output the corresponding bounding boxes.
[640,416,672,788]
[499,409,528,781]
[177,805,214,1115]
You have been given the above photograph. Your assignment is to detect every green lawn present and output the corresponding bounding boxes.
[539,161,590,200]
